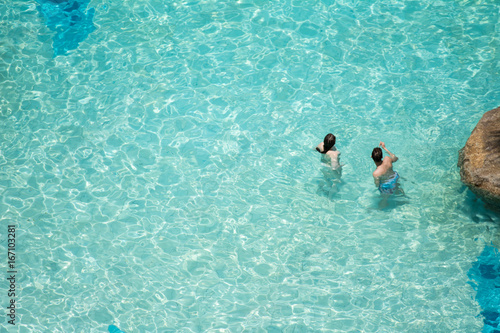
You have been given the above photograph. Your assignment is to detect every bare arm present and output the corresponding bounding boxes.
[380,142,398,162]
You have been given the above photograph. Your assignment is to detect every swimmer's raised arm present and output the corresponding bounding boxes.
[379,142,398,163]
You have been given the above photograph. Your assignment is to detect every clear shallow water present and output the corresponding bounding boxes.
[0,0,499,331]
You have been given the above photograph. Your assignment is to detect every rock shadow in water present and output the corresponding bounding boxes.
[468,246,500,332]
[36,0,96,56]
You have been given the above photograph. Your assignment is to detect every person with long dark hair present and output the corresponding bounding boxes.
[316,133,342,197]
[316,133,341,170]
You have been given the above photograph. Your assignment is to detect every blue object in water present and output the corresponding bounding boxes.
[378,171,400,195]
[468,246,500,332]
[108,325,125,333]
[35,0,96,56]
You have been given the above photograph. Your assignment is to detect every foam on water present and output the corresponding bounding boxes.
[0,0,499,331]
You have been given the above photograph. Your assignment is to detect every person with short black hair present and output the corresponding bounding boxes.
[372,142,399,194]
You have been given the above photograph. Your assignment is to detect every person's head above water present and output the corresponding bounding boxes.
[316,133,336,153]
[372,147,383,163]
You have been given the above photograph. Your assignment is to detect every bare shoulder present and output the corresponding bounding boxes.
[373,163,387,177]
[383,156,393,165]
[326,150,340,157]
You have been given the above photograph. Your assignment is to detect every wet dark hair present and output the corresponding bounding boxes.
[372,147,383,163]
[316,133,336,154]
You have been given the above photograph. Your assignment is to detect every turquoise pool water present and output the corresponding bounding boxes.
[1,0,499,331]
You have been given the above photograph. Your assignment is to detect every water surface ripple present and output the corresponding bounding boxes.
[0,0,499,331]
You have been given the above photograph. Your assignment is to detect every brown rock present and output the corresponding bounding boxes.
[458,106,500,207]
